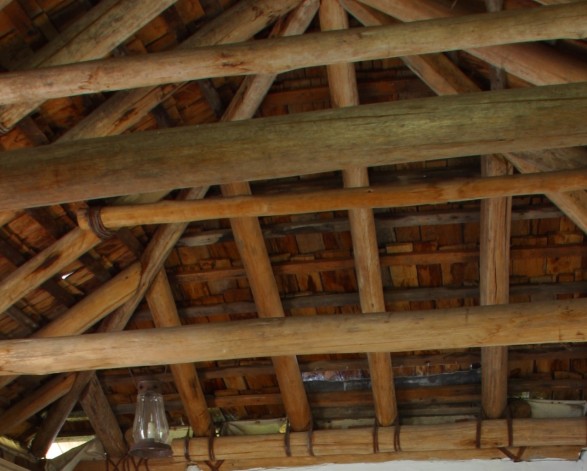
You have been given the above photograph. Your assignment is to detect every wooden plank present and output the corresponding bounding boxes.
[79,167,587,229]
[0,0,179,132]
[361,0,587,85]
[0,228,100,316]
[79,374,127,457]
[3,81,586,212]
[147,270,212,436]
[52,0,304,143]
[0,3,585,105]
[2,297,587,375]
[177,206,563,247]
[320,0,395,427]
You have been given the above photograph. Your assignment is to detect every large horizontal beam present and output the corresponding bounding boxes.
[0,2,585,105]
[2,82,587,211]
[78,168,587,229]
[0,297,586,375]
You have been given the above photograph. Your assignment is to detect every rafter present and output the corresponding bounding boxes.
[1,297,587,375]
[360,0,587,85]
[320,0,396,427]
[0,0,178,132]
[53,0,303,144]
[0,228,100,316]
[0,3,585,105]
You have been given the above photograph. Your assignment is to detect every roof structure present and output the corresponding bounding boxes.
[0,0,586,469]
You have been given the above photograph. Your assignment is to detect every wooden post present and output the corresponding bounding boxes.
[0,3,585,104]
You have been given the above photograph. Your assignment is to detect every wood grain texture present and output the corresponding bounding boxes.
[0,228,100,315]
[361,0,587,85]
[0,0,178,131]
[79,167,587,229]
[321,0,396,427]
[4,82,587,212]
[480,155,512,419]
[1,297,587,375]
[0,3,585,104]
[147,270,212,436]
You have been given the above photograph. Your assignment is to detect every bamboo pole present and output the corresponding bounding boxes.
[0,3,585,105]
[0,297,587,375]
[78,168,587,230]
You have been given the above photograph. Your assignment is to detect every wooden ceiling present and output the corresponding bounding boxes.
[0,0,587,469]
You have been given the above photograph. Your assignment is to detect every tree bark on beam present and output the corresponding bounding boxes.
[1,297,587,375]
[78,168,587,229]
[321,0,396,427]
[0,3,585,105]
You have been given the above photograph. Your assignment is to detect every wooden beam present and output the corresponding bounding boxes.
[0,262,141,391]
[20,190,208,453]
[79,374,127,457]
[360,0,587,85]
[340,0,480,95]
[72,447,586,471]
[0,3,585,105]
[0,0,178,132]
[480,156,512,419]
[504,151,587,234]
[30,371,95,458]
[57,0,303,143]
[79,167,587,229]
[222,184,313,432]
[321,0,396,427]
[147,270,212,436]
[0,228,100,316]
[4,81,587,212]
[1,297,587,375]
[0,374,75,435]
[176,418,586,460]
